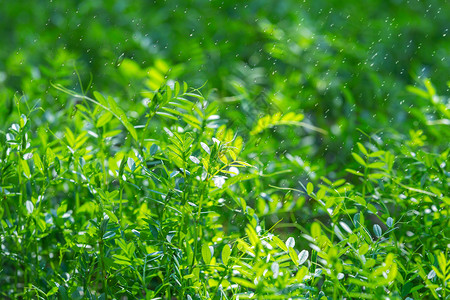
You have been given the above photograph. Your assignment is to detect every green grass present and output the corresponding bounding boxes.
[0,1,449,299]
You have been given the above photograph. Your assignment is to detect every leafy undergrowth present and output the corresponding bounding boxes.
[1,76,449,299]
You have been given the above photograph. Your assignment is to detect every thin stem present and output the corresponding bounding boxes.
[140,112,155,150]
[99,239,108,295]
[119,181,124,226]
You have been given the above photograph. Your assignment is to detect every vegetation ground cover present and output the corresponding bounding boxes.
[0,1,449,299]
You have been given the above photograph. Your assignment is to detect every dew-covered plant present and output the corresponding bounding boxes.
[0,1,449,299]
[1,74,449,299]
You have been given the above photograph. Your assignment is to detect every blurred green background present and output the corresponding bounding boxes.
[0,0,449,180]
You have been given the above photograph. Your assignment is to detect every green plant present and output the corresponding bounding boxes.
[1,1,449,299]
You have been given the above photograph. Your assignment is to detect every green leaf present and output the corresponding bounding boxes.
[351,152,366,167]
[359,244,369,256]
[354,196,366,206]
[93,91,108,106]
[202,244,212,264]
[346,168,364,176]
[357,142,368,156]
[246,225,259,246]
[222,244,231,265]
[33,154,44,174]
[127,157,136,172]
[230,277,256,289]
[368,150,385,158]
[316,188,326,200]
[298,250,309,265]
[368,162,385,169]
[424,78,436,97]
[386,217,393,228]
[201,142,210,154]
[124,121,138,141]
[19,114,27,128]
[21,159,31,178]
[156,111,179,121]
[96,112,113,128]
[307,182,314,195]
[368,173,385,179]
[427,269,436,280]
[285,237,295,248]
[105,210,118,223]
[25,200,34,214]
[54,157,61,174]
[113,254,131,262]
[65,128,75,147]
[407,85,429,99]
[353,213,360,228]
[107,95,119,112]
[103,231,116,240]
[119,155,128,177]
[373,224,382,238]
[289,247,299,265]
[311,222,321,238]
[273,235,288,252]
[231,161,253,167]
[113,255,132,266]
[189,156,200,164]
[58,284,69,300]
[296,266,308,281]
[150,144,158,156]
[367,203,377,214]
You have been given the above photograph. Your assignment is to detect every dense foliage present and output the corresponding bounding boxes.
[0,1,449,299]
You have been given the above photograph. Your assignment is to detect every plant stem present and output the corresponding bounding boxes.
[119,181,124,226]
[99,239,108,295]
